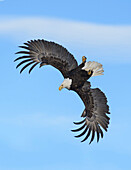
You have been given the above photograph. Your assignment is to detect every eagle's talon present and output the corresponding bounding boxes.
[82,56,87,63]
[88,70,92,75]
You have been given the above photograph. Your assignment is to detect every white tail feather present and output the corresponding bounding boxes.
[82,61,104,77]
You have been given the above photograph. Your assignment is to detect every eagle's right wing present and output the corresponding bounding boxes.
[72,82,110,144]
[14,39,78,77]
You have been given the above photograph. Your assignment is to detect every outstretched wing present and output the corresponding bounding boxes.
[14,39,78,77]
[72,81,110,144]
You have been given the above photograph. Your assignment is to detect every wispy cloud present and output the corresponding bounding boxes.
[0,113,73,151]
[0,16,131,63]
[0,113,72,128]
[0,16,131,45]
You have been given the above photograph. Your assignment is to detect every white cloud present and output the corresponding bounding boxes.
[0,16,131,63]
[0,16,130,45]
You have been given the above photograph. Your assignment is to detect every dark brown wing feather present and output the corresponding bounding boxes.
[14,39,78,77]
[72,81,110,144]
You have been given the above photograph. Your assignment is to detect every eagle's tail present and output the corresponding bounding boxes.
[82,61,104,77]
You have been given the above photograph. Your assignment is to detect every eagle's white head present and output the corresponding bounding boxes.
[59,78,72,91]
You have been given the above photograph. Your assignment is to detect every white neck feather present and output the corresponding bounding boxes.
[62,78,72,89]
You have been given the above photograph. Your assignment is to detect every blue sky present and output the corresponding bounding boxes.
[0,0,131,170]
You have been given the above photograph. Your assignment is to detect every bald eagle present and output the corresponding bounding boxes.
[14,39,110,144]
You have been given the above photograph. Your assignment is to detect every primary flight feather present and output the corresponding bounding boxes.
[14,39,110,144]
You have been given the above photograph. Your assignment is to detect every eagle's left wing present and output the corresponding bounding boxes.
[72,81,110,144]
[14,39,78,78]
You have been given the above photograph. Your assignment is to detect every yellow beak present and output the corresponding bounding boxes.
[59,85,63,91]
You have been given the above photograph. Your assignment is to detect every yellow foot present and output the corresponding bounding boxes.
[88,70,92,75]
[82,56,87,63]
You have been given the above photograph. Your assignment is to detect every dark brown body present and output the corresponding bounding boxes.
[68,62,93,90]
